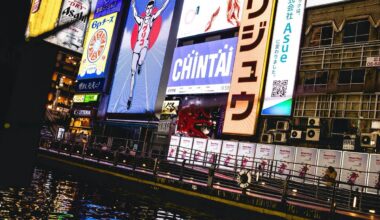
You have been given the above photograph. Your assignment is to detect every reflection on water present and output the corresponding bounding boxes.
[0,166,257,220]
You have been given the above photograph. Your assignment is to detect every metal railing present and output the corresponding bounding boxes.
[38,136,380,219]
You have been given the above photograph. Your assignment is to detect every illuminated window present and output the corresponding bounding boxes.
[310,26,333,46]
[343,20,370,43]
[338,69,365,84]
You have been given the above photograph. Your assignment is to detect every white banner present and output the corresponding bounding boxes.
[191,138,207,166]
[237,142,256,170]
[316,149,342,181]
[177,137,193,163]
[340,152,369,191]
[261,0,306,116]
[254,144,275,171]
[293,147,318,183]
[177,0,245,39]
[274,145,296,178]
[367,154,380,194]
[219,141,238,171]
[167,136,180,161]
[205,139,222,167]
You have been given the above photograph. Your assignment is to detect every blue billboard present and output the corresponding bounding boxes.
[107,0,176,114]
[94,0,123,19]
[166,37,238,95]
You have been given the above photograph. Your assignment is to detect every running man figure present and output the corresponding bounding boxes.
[127,0,170,110]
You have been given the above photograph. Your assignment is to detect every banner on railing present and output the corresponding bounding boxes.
[192,138,207,166]
[316,149,342,182]
[237,142,256,170]
[178,137,193,163]
[293,147,318,184]
[254,144,275,171]
[340,152,369,191]
[205,139,222,167]
[219,141,238,171]
[167,135,180,161]
[367,154,380,194]
[274,145,296,178]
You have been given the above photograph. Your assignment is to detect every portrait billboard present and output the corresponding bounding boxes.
[293,147,318,184]
[367,154,380,194]
[274,145,296,178]
[107,0,176,114]
[237,142,256,170]
[191,138,207,166]
[45,0,91,53]
[25,0,63,38]
[340,152,369,191]
[261,0,305,116]
[223,0,277,135]
[94,0,122,18]
[177,136,193,163]
[219,141,238,170]
[166,37,238,95]
[167,135,180,161]
[316,149,342,182]
[77,13,118,80]
[254,144,275,171]
[177,0,245,39]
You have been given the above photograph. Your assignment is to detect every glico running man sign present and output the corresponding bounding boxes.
[223,0,276,135]
[107,0,176,114]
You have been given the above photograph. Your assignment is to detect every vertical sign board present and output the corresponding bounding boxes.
[254,144,275,172]
[340,152,369,191]
[77,13,118,81]
[166,38,238,95]
[293,147,318,184]
[177,0,245,39]
[219,141,239,171]
[223,0,277,135]
[26,0,63,38]
[316,149,343,182]
[107,0,176,114]
[167,135,180,161]
[261,0,306,116]
[45,0,91,53]
[191,138,208,166]
[177,137,193,163]
[274,145,296,178]
[237,142,256,170]
[205,139,223,167]
[367,154,380,194]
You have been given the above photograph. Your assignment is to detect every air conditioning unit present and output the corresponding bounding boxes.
[276,121,289,131]
[308,117,320,127]
[360,133,378,148]
[306,128,320,141]
[261,133,273,144]
[273,132,287,143]
[290,130,302,139]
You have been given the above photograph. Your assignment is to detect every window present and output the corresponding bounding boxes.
[310,26,333,46]
[338,69,365,84]
[304,71,328,85]
[343,20,370,43]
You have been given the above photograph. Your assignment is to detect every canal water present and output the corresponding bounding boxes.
[0,164,283,219]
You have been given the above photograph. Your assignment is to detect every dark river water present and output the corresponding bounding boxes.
[0,164,282,220]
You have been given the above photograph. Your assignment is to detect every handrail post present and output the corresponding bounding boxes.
[179,159,186,182]
[329,182,337,220]
[153,158,159,177]
[207,163,216,188]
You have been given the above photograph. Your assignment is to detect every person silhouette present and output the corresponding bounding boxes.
[127,0,170,109]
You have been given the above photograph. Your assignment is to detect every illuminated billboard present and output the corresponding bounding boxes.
[223,0,277,135]
[340,152,369,191]
[367,154,380,194]
[191,138,207,166]
[237,142,255,170]
[25,0,63,38]
[107,0,176,114]
[316,149,342,182]
[274,145,296,178]
[73,93,100,103]
[219,141,238,170]
[94,0,122,18]
[205,139,222,167]
[261,0,306,116]
[166,37,238,95]
[77,13,118,80]
[45,0,91,53]
[293,147,318,184]
[177,0,245,39]
[254,144,275,171]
